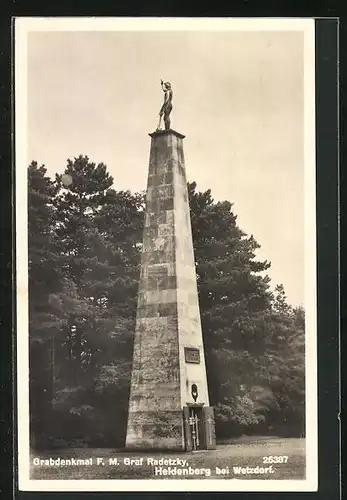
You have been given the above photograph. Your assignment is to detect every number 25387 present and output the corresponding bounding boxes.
[263,456,288,464]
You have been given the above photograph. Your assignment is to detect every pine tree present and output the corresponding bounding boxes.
[50,157,144,445]
[28,161,61,337]
[28,161,66,446]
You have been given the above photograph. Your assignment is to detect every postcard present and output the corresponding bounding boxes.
[15,16,317,492]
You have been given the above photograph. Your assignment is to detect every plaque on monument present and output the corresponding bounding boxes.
[184,347,201,364]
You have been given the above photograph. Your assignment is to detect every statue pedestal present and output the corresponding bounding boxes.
[125,129,215,451]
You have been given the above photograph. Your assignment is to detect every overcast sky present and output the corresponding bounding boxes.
[27,28,306,306]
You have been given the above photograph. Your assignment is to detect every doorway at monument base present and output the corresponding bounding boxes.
[125,406,216,451]
[183,405,216,451]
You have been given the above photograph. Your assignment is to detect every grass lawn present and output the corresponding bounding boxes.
[30,437,305,480]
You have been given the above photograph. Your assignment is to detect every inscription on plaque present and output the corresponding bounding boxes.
[184,347,200,364]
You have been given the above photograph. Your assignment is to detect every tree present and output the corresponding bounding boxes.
[262,293,305,436]
[188,182,305,436]
[28,162,305,447]
[28,162,61,337]
[47,157,144,446]
[28,161,66,446]
[187,182,273,428]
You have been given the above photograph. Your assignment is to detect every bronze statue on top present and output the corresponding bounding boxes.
[157,80,173,130]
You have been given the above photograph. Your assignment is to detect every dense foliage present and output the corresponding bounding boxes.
[28,158,305,449]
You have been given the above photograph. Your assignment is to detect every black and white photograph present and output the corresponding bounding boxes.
[15,17,317,492]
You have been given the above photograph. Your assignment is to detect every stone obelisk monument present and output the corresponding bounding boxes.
[125,82,215,451]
